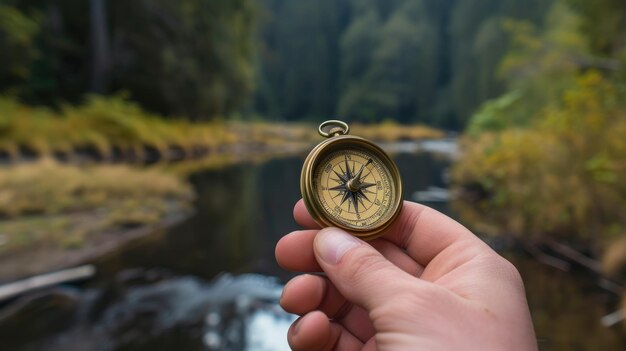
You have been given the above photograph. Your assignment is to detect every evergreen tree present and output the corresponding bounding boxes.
[338,0,439,123]
[255,0,347,120]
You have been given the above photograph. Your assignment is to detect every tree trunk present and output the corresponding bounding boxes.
[89,0,111,93]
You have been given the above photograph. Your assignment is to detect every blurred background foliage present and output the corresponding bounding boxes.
[452,0,626,289]
[0,0,625,263]
[2,0,626,337]
[0,0,255,119]
[0,0,552,128]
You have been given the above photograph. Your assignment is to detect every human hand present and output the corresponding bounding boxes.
[275,200,537,351]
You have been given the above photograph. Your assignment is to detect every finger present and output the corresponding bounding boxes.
[294,199,321,229]
[370,238,424,277]
[276,230,423,275]
[330,322,365,351]
[281,274,329,315]
[313,228,421,311]
[281,274,375,342]
[294,200,488,267]
[288,311,330,351]
[363,338,377,351]
[288,311,363,351]
[275,230,319,272]
[384,202,491,266]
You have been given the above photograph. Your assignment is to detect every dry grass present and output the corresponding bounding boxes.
[0,160,193,251]
[0,95,237,158]
[0,96,444,161]
[351,120,445,141]
[0,158,193,217]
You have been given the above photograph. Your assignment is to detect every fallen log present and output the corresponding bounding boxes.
[0,265,96,302]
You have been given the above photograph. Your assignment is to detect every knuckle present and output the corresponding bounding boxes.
[481,253,525,288]
[343,249,389,286]
[498,257,524,284]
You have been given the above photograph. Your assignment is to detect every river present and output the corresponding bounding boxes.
[1,145,625,350]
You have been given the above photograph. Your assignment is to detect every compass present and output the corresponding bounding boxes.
[301,120,403,240]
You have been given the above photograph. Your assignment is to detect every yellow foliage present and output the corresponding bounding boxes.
[0,158,193,217]
[351,120,444,141]
[0,95,236,157]
[453,72,626,245]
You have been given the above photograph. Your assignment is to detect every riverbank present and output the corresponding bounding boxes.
[0,160,194,281]
[0,96,443,163]
[0,103,444,281]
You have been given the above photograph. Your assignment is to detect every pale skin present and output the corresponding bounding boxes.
[275,200,538,351]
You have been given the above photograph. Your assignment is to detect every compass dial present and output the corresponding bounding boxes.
[312,148,398,231]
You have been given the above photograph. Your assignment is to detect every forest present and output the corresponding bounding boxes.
[452,0,626,310]
[2,0,556,128]
[1,0,626,238]
[1,0,626,233]
[2,0,626,348]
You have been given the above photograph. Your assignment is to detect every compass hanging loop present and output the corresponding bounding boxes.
[318,120,350,138]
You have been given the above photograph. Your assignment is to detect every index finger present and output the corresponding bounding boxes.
[293,199,488,267]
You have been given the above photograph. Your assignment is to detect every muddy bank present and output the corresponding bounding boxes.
[0,210,191,283]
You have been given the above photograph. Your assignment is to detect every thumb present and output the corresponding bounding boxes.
[314,227,415,311]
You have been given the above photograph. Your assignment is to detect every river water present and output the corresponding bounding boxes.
[1,146,625,350]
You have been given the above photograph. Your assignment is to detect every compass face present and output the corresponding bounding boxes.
[312,148,398,231]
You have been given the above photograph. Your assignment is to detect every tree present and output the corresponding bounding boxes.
[110,0,256,120]
[447,0,551,127]
[468,1,590,135]
[0,5,40,95]
[454,72,626,251]
[338,0,440,123]
[0,0,257,120]
[254,0,347,120]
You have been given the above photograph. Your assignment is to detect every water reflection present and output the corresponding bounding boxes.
[95,152,451,281]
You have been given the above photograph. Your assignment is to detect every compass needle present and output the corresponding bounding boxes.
[330,184,346,191]
[344,154,352,179]
[360,182,376,190]
[340,190,351,206]
[352,192,359,214]
[338,165,346,177]
[358,196,366,208]
[362,169,373,181]
[358,189,371,203]
[354,158,373,181]
[333,170,347,183]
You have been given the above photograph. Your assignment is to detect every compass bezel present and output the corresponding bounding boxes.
[300,135,403,240]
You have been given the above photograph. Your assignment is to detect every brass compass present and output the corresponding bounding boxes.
[301,120,403,240]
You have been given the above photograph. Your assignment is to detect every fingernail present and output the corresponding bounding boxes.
[315,228,362,265]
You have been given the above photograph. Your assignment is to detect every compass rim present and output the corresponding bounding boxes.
[300,135,403,241]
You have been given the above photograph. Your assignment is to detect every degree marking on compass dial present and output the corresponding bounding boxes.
[313,148,397,229]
